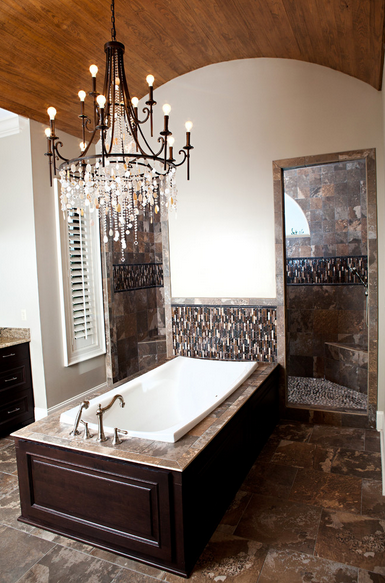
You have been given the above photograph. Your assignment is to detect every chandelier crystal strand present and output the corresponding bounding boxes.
[48,0,193,261]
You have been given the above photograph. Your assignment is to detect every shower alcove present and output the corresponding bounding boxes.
[273,149,378,428]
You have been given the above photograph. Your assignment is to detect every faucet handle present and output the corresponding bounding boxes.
[80,419,93,440]
[112,427,128,446]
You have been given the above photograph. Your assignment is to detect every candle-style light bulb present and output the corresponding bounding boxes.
[89,64,98,77]
[96,95,106,108]
[45,127,51,138]
[131,97,139,108]
[78,90,86,102]
[146,74,154,87]
[47,107,57,120]
[185,121,193,132]
[79,142,86,152]
[162,103,171,116]
[168,136,175,147]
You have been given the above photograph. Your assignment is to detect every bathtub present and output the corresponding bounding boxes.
[60,356,258,442]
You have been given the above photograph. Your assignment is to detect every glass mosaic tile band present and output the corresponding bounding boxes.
[113,263,163,292]
[172,305,277,362]
[286,255,368,285]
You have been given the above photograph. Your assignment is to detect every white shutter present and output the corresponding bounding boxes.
[55,181,105,366]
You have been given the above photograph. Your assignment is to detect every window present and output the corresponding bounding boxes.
[284,194,310,237]
[55,180,105,366]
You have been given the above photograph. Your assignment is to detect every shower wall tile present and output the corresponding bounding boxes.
[172,305,277,362]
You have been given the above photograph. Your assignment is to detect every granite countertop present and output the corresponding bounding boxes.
[13,361,278,473]
[0,327,30,349]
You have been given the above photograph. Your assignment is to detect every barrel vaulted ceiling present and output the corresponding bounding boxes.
[0,0,384,137]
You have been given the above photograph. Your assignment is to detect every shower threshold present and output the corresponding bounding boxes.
[288,376,367,412]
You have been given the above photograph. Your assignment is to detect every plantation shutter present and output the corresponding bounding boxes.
[55,177,105,367]
[68,210,94,341]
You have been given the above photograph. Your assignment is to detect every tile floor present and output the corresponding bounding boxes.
[0,421,384,583]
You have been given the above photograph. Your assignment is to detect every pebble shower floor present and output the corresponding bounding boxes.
[288,376,367,411]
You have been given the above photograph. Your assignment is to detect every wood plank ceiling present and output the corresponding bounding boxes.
[0,0,384,138]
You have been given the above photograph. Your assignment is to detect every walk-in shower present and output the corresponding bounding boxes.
[283,159,368,413]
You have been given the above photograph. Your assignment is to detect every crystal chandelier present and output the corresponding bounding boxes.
[45,0,193,261]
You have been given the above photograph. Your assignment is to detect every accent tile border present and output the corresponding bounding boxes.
[113,263,163,292]
[172,305,277,362]
[287,255,368,285]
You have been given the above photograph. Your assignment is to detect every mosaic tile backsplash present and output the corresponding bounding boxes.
[286,255,367,285]
[113,263,163,292]
[172,305,277,362]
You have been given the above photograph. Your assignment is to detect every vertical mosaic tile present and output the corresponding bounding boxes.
[286,256,367,285]
[172,306,277,362]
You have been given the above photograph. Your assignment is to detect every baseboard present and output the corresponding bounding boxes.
[34,382,108,420]
[376,411,385,496]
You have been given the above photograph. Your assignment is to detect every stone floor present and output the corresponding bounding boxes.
[0,421,384,583]
[288,376,367,411]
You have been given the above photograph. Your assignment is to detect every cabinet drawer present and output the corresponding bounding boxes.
[0,343,30,372]
[0,364,29,391]
[0,390,34,430]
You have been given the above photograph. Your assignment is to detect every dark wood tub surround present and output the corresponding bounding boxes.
[14,363,279,577]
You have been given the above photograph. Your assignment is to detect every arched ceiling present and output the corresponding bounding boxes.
[0,0,384,137]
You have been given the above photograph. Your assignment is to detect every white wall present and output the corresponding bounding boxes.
[0,118,106,412]
[151,58,384,300]
[0,118,47,410]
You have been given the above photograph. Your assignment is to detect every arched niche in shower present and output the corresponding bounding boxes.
[273,149,377,429]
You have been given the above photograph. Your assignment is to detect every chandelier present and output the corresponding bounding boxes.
[45,0,193,261]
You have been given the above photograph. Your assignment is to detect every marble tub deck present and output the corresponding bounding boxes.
[1,419,383,583]
[12,361,277,472]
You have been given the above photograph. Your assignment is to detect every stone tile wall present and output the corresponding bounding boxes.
[285,160,367,258]
[287,282,367,380]
[102,211,166,383]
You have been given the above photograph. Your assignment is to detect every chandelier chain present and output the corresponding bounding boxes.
[111,0,116,41]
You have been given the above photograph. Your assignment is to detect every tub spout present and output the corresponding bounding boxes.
[96,395,125,442]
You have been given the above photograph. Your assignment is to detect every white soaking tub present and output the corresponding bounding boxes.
[60,356,258,443]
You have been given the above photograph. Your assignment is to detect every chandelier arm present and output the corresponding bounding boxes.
[53,140,70,164]
[134,106,150,126]
[85,117,95,134]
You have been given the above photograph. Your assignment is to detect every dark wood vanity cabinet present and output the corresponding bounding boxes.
[0,342,34,435]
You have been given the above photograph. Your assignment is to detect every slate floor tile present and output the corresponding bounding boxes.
[289,468,362,513]
[365,431,381,453]
[15,545,122,583]
[219,489,253,531]
[258,548,358,583]
[315,509,385,573]
[330,449,382,480]
[310,426,365,450]
[271,421,313,443]
[0,444,17,474]
[0,524,54,583]
[0,472,18,498]
[255,437,280,463]
[90,547,167,579]
[359,570,385,582]
[163,532,268,583]
[241,461,297,498]
[270,440,317,469]
[234,494,322,554]
[361,480,385,519]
